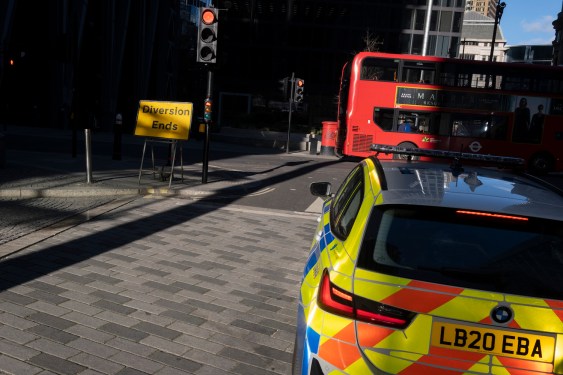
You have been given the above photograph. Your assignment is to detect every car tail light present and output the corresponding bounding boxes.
[317,269,414,328]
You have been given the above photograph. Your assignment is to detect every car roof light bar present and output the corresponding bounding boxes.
[370,144,525,167]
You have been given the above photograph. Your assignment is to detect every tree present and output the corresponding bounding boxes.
[363,30,383,52]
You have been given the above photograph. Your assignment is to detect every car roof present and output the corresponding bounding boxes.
[373,159,563,221]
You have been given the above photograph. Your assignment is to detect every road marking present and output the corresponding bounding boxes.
[248,187,276,196]
[187,200,319,219]
[208,164,248,172]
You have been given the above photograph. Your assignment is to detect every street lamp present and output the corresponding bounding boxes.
[488,1,506,62]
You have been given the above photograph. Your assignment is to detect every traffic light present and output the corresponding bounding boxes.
[204,98,212,122]
[294,78,305,103]
[197,7,218,63]
[6,53,18,67]
[279,77,289,99]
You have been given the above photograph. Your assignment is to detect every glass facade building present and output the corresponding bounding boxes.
[400,0,465,57]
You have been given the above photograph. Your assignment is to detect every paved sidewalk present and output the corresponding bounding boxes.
[0,125,337,261]
[0,126,325,374]
[0,196,318,375]
[0,125,332,199]
[0,149,256,199]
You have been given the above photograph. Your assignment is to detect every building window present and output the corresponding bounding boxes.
[402,9,413,29]
[412,34,424,54]
[427,35,437,55]
[400,34,411,54]
[415,9,426,30]
[440,11,453,32]
[452,12,463,32]
[430,10,438,31]
[450,36,459,57]
[437,35,450,56]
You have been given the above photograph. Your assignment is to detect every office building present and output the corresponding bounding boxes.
[465,0,498,19]
[400,0,465,56]
[460,10,506,63]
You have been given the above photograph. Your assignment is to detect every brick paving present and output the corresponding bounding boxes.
[0,197,317,374]
[0,197,117,246]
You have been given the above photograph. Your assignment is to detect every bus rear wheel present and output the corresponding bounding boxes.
[528,152,554,175]
[393,142,419,160]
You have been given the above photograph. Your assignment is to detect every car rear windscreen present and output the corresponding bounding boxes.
[358,206,563,300]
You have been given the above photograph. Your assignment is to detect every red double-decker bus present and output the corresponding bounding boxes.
[335,52,563,174]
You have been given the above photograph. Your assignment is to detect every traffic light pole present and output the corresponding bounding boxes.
[196,6,218,183]
[202,69,213,184]
[286,72,295,154]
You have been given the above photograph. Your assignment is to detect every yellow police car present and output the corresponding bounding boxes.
[293,145,563,375]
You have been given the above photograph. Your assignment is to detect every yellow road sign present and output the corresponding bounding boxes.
[134,100,193,140]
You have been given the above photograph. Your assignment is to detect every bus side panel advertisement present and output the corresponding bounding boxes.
[396,87,512,112]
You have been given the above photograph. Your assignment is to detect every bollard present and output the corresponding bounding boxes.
[113,113,123,160]
[309,134,318,155]
[85,129,93,184]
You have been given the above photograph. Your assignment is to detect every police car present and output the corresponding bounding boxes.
[293,145,563,375]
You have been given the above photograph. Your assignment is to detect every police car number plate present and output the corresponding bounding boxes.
[431,322,555,362]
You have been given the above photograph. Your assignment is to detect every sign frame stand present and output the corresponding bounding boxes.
[138,138,184,188]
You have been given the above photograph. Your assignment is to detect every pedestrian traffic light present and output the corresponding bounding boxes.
[204,98,212,122]
[197,7,218,63]
[279,77,289,99]
[294,78,305,103]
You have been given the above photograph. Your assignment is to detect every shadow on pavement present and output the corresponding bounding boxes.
[0,158,341,293]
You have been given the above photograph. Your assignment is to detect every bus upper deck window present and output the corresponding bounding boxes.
[401,61,436,84]
[361,58,399,82]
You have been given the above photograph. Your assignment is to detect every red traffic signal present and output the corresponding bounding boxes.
[294,78,305,103]
[197,7,218,63]
[201,8,217,25]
